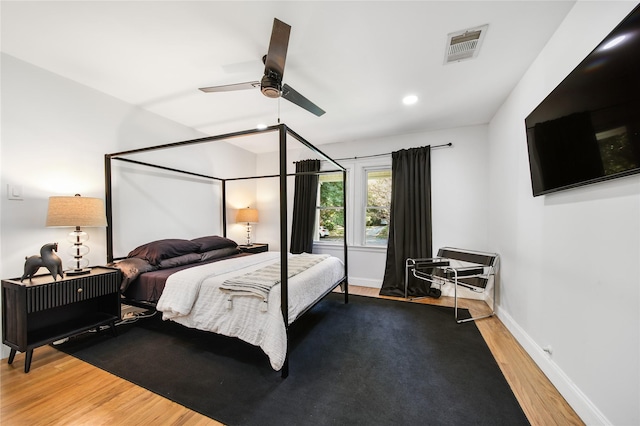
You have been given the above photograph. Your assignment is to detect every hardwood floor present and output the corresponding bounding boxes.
[1,285,583,425]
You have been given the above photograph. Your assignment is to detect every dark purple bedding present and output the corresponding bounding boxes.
[111,235,250,305]
[122,252,251,304]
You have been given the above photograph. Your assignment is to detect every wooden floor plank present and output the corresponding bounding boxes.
[1,285,582,425]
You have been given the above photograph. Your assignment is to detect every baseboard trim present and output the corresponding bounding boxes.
[347,277,381,288]
[496,306,610,426]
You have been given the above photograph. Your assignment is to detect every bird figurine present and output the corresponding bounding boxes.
[21,242,64,282]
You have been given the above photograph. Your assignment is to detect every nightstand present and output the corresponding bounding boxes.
[2,266,121,373]
[239,243,269,254]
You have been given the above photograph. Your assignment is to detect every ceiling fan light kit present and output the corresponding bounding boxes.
[260,73,282,98]
[199,18,325,116]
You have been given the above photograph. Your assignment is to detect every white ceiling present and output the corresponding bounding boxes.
[1,1,576,153]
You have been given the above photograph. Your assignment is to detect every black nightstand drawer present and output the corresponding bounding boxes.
[26,273,119,313]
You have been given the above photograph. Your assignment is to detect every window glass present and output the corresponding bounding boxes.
[365,169,391,246]
[317,173,344,241]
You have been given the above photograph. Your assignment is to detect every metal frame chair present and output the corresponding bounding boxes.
[405,247,499,323]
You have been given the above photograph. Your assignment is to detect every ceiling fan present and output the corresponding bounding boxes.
[199,18,325,117]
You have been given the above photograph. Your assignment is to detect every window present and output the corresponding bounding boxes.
[317,173,344,241]
[365,169,391,246]
[313,161,391,248]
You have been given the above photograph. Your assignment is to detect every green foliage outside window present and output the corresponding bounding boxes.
[366,170,391,245]
[316,169,392,245]
[318,175,344,240]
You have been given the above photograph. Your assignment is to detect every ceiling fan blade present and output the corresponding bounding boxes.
[264,18,291,78]
[199,81,260,93]
[282,84,326,116]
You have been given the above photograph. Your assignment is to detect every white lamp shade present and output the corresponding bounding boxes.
[46,195,107,227]
[236,208,259,223]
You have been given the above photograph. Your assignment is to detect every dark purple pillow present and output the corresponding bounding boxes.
[191,235,238,253]
[108,258,157,292]
[127,238,200,266]
[201,246,241,261]
[159,252,202,269]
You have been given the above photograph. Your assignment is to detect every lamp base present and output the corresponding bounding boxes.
[66,268,91,276]
[245,222,252,246]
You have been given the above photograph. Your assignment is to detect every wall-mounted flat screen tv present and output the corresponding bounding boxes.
[525,5,640,197]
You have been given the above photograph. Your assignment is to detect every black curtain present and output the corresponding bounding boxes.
[290,159,320,254]
[380,146,432,297]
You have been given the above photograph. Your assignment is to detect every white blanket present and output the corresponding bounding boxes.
[156,252,344,370]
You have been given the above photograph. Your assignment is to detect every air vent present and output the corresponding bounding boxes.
[444,24,488,64]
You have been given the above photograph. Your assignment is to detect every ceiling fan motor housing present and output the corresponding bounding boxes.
[260,73,282,98]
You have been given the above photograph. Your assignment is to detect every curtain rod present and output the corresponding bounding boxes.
[314,142,453,163]
[334,142,453,161]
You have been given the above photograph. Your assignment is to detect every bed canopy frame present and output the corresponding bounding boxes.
[104,123,348,377]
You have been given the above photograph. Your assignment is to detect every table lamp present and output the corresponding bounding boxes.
[236,207,259,246]
[46,194,108,275]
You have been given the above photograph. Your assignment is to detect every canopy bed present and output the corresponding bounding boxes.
[104,123,348,377]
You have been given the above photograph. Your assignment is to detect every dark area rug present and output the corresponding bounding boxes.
[56,294,529,425]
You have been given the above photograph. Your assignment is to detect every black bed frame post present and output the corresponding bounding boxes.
[279,124,290,378]
[221,179,227,237]
[342,169,349,304]
[105,154,114,263]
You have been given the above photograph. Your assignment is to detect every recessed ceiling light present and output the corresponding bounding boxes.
[602,35,626,50]
[256,123,267,130]
[403,95,418,105]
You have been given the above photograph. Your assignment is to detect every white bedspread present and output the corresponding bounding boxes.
[155,252,344,370]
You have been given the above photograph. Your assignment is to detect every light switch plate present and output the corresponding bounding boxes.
[7,184,23,200]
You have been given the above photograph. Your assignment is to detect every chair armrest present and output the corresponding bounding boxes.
[447,266,485,277]
[411,258,450,269]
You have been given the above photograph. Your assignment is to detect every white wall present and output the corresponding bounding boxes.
[0,54,255,358]
[255,125,491,290]
[109,138,257,257]
[488,2,640,425]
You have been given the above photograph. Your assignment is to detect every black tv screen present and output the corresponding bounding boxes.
[525,5,640,196]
